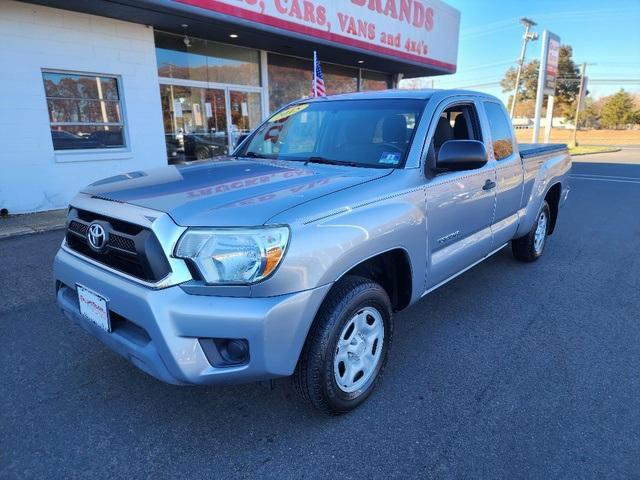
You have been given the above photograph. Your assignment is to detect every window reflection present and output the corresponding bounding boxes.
[267,54,358,110]
[323,64,358,95]
[160,84,230,162]
[155,31,260,86]
[43,71,125,150]
[229,91,262,146]
[267,53,391,111]
[484,102,515,160]
[362,70,391,91]
[267,54,313,112]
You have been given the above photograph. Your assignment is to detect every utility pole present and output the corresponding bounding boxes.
[509,18,538,119]
[572,62,588,147]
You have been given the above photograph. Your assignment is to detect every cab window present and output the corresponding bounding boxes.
[483,102,514,160]
[426,103,482,174]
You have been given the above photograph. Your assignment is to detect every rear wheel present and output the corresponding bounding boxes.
[512,201,551,262]
[293,275,393,414]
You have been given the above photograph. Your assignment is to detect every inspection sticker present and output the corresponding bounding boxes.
[379,152,401,165]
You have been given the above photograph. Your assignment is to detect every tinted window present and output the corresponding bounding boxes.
[240,99,425,168]
[484,102,514,160]
[43,71,125,150]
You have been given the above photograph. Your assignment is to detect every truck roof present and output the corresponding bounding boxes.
[304,88,502,103]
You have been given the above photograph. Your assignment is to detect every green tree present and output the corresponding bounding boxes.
[577,97,600,129]
[600,89,637,129]
[501,45,580,118]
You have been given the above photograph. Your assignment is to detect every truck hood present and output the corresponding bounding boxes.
[81,157,391,226]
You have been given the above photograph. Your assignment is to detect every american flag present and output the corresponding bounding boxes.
[311,51,326,97]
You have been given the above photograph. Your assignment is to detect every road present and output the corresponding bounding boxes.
[1,151,639,479]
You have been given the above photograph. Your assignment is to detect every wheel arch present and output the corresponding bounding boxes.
[333,247,413,313]
[545,182,562,234]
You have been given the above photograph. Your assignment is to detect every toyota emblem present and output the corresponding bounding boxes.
[87,223,107,251]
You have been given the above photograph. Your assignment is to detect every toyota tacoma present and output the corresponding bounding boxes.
[54,89,571,413]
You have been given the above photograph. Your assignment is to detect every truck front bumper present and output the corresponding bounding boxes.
[54,248,331,386]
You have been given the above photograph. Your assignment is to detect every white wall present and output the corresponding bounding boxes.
[0,0,167,213]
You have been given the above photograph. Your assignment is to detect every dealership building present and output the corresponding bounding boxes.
[0,0,459,214]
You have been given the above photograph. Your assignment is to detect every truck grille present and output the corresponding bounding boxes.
[65,208,171,283]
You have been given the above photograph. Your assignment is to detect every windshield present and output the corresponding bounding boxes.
[237,99,426,168]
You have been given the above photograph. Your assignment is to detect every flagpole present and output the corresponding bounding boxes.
[312,50,317,98]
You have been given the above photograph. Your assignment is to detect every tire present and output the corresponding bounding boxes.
[195,147,210,160]
[512,201,551,262]
[293,275,393,414]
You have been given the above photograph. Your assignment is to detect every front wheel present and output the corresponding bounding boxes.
[293,275,393,414]
[512,201,551,262]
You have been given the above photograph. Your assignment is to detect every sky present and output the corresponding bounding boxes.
[406,0,640,102]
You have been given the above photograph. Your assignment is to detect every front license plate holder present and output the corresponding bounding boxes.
[77,284,111,332]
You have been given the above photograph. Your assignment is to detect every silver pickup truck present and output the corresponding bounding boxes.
[54,89,571,413]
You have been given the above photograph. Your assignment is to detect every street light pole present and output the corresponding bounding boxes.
[509,18,538,119]
[572,62,588,147]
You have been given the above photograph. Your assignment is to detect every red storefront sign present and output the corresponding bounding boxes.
[176,0,460,71]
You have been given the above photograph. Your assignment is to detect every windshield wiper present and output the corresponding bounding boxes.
[304,156,359,167]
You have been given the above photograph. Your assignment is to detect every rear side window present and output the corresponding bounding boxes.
[484,102,514,160]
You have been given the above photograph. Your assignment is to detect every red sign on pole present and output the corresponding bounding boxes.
[543,33,561,95]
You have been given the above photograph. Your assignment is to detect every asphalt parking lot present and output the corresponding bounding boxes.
[1,150,639,479]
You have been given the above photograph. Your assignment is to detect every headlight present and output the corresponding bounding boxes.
[174,226,289,284]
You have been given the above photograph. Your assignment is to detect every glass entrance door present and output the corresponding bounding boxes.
[229,90,263,149]
[160,84,229,162]
[160,84,262,162]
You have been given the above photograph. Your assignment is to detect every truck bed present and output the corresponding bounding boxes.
[519,143,567,159]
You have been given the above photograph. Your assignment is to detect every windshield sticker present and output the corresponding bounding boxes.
[269,104,309,123]
[379,152,401,165]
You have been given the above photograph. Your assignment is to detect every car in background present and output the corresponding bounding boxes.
[165,137,181,164]
[51,130,101,150]
[183,133,228,160]
[87,130,125,148]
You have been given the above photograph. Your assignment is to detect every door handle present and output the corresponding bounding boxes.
[482,179,496,191]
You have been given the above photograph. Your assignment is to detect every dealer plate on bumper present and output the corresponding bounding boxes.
[77,284,111,332]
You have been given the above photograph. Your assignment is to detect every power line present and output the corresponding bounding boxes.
[457,59,518,72]
[532,7,640,20]
[429,77,640,90]
[460,8,640,39]
[587,61,640,66]
[434,75,640,89]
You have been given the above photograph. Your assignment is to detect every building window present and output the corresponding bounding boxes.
[42,71,125,150]
[155,31,260,86]
[267,54,313,112]
[324,64,358,96]
[361,70,392,91]
[267,53,359,112]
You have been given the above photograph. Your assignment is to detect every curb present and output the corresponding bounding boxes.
[0,210,67,240]
[570,147,621,156]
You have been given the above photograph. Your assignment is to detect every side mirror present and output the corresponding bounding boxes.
[234,133,250,148]
[437,140,488,171]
